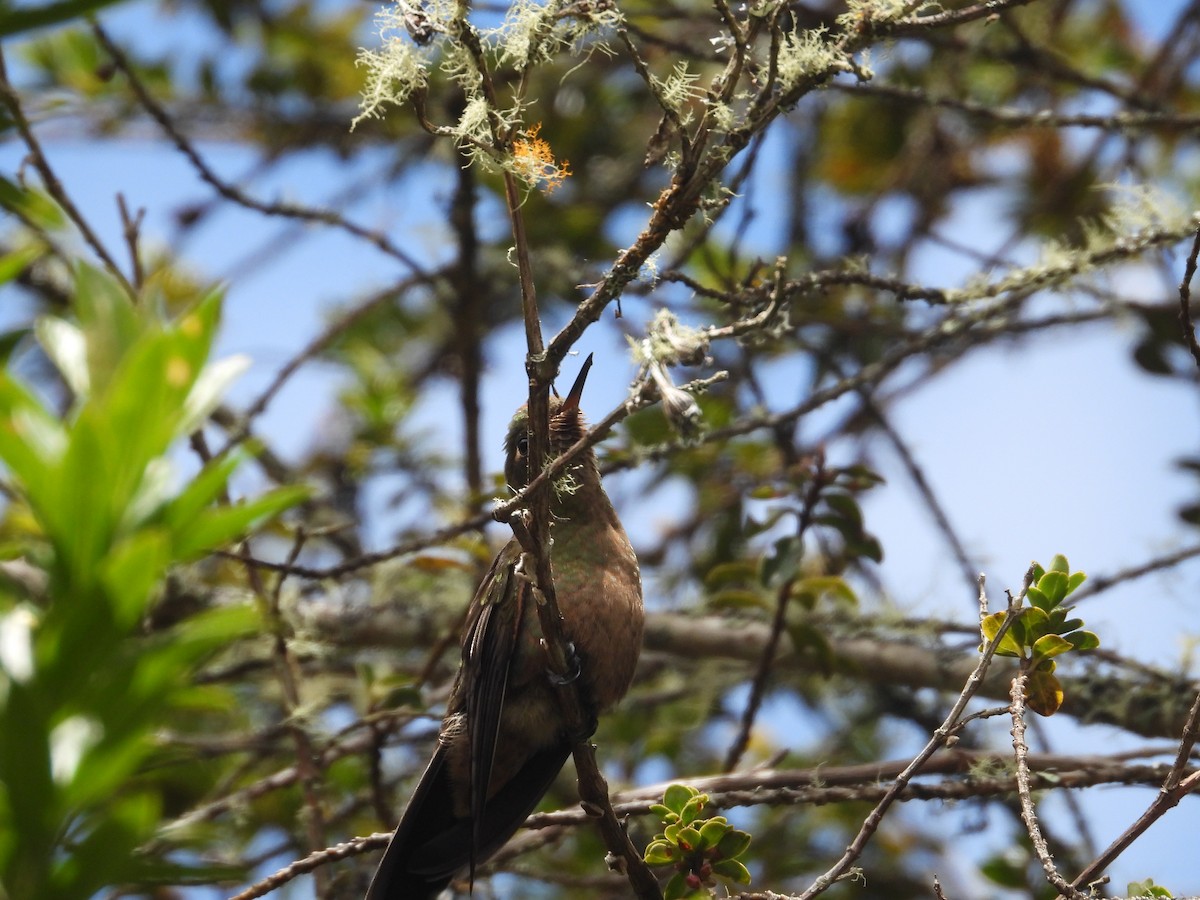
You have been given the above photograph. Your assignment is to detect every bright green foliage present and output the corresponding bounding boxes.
[643,784,753,899]
[1128,878,1174,897]
[0,266,307,898]
[979,555,1098,715]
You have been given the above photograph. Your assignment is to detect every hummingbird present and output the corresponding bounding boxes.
[365,355,644,899]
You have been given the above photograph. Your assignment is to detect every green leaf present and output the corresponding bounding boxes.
[677,825,702,851]
[159,452,246,532]
[649,803,674,821]
[1037,570,1069,607]
[1066,570,1087,595]
[849,533,884,563]
[0,374,63,503]
[980,611,1023,657]
[704,560,759,589]
[679,793,707,826]
[0,178,65,230]
[1066,630,1100,651]
[171,485,308,560]
[1127,878,1173,898]
[716,828,752,859]
[697,818,729,851]
[71,264,143,397]
[822,492,863,529]
[761,535,802,588]
[981,854,1026,888]
[662,783,696,815]
[0,0,132,38]
[1049,554,1070,574]
[790,575,857,608]
[1026,585,1052,611]
[707,588,769,611]
[664,872,690,900]
[1006,610,1027,647]
[172,601,259,647]
[100,530,170,629]
[643,840,676,865]
[835,463,885,487]
[53,790,161,897]
[1021,606,1050,642]
[711,858,752,884]
[0,244,42,287]
[1032,633,1074,661]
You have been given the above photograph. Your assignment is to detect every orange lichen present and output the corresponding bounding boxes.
[512,123,572,194]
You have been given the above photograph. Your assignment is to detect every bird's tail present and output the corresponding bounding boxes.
[365,742,572,899]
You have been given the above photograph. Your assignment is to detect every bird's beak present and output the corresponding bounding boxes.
[561,353,594,414]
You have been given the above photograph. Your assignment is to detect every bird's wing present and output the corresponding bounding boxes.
[458,539,526,880]
[363,743,456,900]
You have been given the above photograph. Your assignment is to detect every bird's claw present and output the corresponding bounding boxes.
[546,640,582,685]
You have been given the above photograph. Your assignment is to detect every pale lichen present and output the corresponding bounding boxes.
[837,0,938,29]
[499,0,623,70]
[776,26,850,95]
[652,61,703,120]
[352,36,430,129]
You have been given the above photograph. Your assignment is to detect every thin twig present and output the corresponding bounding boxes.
[214,277,424,457]
[724,453,828,772]
[1009,665,1090,900]
[878,0,1040,35]
[836,81,1200,131]
[1177,225,1200,372]
[116,193,145,291]
[796,569,1035,899]
[0,45,134,296]
[1066,687,1200,894]
[91,22,427,274]
[1070,542,1200,602]
[260,529,331,893]
[227,833,391,900]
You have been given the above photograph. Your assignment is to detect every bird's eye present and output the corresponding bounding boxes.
[516,434,529,456]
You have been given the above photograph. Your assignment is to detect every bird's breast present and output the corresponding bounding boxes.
[548,512,644,713]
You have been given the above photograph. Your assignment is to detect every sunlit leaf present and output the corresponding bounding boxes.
[1032,633,1073,662]
[1036,570,1069,607]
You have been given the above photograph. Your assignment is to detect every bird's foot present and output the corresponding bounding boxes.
[546,640,582,686]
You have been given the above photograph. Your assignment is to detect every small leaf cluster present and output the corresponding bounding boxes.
[980,555,1098,716]
[706,460,881,672]
[643,784,752,899]
[766,463,885,576]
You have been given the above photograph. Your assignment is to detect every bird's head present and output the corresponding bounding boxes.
[504,354,596,494]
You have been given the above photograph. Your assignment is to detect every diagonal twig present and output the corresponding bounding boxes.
[1176,224,1200,372]
[91,21,428,275]
[0,45,134,296]
[796,567,1036,899]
